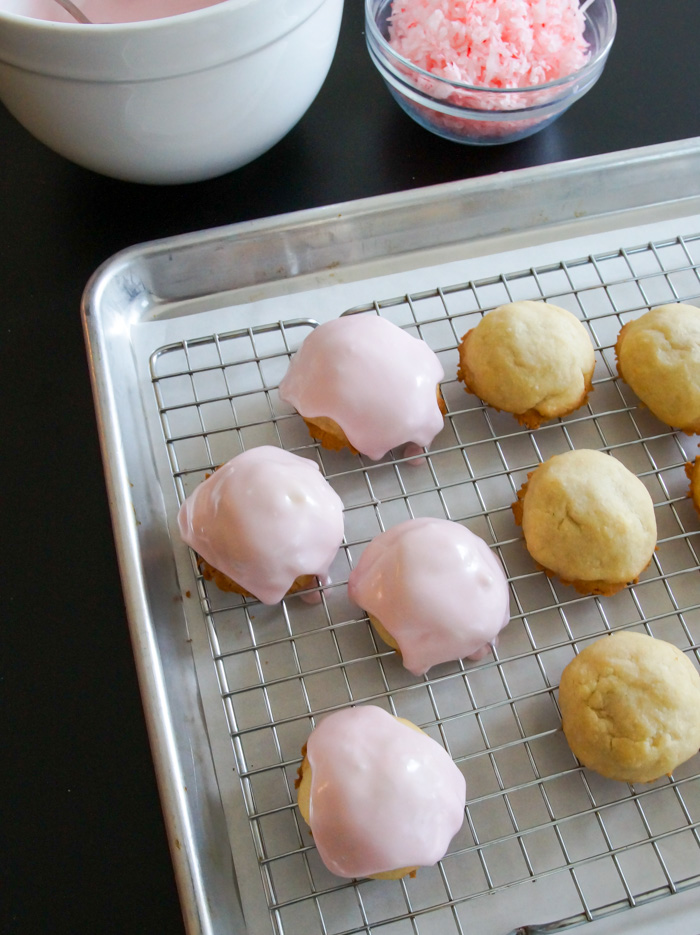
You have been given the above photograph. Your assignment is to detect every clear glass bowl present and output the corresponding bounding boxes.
[365,0,617,146]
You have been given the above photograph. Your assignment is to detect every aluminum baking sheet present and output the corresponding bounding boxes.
[83,138,700,935]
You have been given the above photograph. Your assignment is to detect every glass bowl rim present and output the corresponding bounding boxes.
[365,0,617,97]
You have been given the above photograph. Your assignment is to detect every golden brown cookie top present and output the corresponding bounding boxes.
[457,301,595,428]
[559,631,700,783]
[513,448,657,594]
[615,303,700,434]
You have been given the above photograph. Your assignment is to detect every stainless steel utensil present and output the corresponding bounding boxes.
[52,0,92,23]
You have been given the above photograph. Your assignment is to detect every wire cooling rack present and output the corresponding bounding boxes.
[150,231,700,935]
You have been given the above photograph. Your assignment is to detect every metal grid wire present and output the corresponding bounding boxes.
[150,232,700,935]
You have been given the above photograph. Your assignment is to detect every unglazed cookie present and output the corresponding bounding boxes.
[457,301,595,428]
[278,314,445,461]
[559,631,700,783]
[615,303,700,434]
[686,456,700,516]
[347,517,510,675]
[512,449,657,595]
[177,446,344,604]
[296,705,465,879]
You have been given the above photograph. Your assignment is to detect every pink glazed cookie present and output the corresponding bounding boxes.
[177,446,344,604]
[296,705,466,879]
[278,314,445,461]
[348,518,510,675]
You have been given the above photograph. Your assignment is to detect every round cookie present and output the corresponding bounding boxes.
[177,446,344,604]
[686,456,700,517]
[296,705,465,879]
[559,631,700,783]
[278,314,445,461]
[615,303,700,434]
[347,517,510,676]
[457,301,595,428]
[512,448,657,596]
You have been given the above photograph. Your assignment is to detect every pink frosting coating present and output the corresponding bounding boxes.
[278,315,445,461]
[11,0,223,24]
[306,705,466,878]
[177,446,344,605]
[348,517,510,675]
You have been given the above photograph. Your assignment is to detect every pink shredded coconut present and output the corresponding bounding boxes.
[388,0,589,90]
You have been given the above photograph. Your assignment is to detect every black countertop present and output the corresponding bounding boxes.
[2,2,699,933]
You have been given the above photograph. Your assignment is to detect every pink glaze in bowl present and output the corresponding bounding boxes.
[0,1,224,24]
[365,0,617,146]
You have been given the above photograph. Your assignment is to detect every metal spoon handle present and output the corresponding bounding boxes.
[504,919,585,935]
[51,0,92,23]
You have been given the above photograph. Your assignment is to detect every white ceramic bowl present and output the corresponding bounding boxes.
[0,0,344,184]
